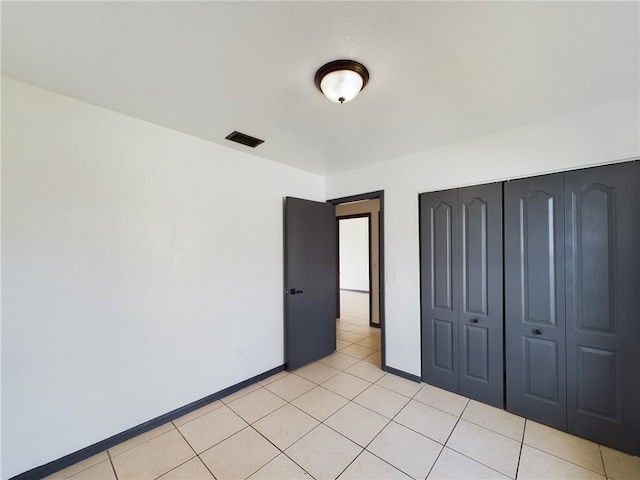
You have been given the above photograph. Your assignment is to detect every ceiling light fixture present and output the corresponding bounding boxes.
[314,59,369,104]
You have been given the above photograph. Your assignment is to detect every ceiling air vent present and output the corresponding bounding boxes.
[225,131,264,148]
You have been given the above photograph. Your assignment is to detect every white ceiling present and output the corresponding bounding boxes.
[2,1,638,176]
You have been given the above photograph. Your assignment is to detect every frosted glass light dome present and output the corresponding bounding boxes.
[314,60,370,104]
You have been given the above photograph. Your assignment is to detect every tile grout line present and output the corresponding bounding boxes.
[106,449,118,480]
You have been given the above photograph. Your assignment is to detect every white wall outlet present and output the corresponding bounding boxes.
[386,270,399,283]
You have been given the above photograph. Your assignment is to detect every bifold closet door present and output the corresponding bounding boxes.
[504,174,566,430]
[565,162,638,455]
[421,183,503,407]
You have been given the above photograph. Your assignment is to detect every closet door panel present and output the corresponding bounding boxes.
[504,175,566,429]
[458,183,503,407]
[420,189,459,391]
[565,162,638,454]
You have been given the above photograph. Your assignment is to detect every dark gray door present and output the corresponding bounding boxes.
[420,189,459,392]
[458,183,503,408]
[284,197,337,371]
[565,163,638,454]
[505,174,566,429]
[420,184,503,407]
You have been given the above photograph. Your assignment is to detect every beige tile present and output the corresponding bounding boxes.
[291,386,349,421]
[345,360,385,383]
[258,370,290,386]
[264,374,316,402]
[414,384,469,417]
[336,339,350,350]
[249,454,311,480]
[109,423,175,457]
[111,429,195,480]
[321,372,372,400]
[600,445,640,480]
[200,427,279,480]
[337,331,367,343]
[352,326,380,337]
[226,387,286,424]
[394,400,458,444]
[158,458,214,479]
[462,400,525,441]
[341,344,377,359]
[292,362,341,384]
[524,420,604,474]
[375,373,422,398]
[285,424,362,480]
[362,351,382,367]
[339,450,410,480]
[220,383,262,404]
[177,404,247,453]
[353,384,410,419]
[44,452,110,479]
[518,445,605,480]
[427,447,509,480]
[253,404,320,450]
[318,352,360,370]
[68,460,116,480]
[172,400,223,427]
[446,420,520,478]
[325,402,389,447]
[367,421,442,480]
[335,322,359,332]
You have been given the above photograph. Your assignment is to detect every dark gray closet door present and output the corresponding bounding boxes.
[565,162,638,455]
[420,189,459,391]
[458,183,504,408]
[505,174,566,429]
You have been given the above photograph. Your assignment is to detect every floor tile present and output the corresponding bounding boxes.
[226,387,286,424]
[362,351,382,367]
[200,427,280,480]
[44,452,110,479]
[345,361,385,383]
[353,384,410,419]
[249,454,311,479]
[600,445,640,480]
[325,402,389,447]
[517,445,605,480]
[177,404,247,453]
[291,386,349,421]
[523,420,604,474]
[339,450,410,480]
[109,423,175,457]
[414,384,469,417]
[318,352,360,371]
[462,400,525,441]
[253,404,319,450]
[292,362,341,384]
[446,420,520,478]
[258,370,290,386]
[367,421,442,480]
[355,336,380,349]
[352,326,379,337]
[341,344,377,359]
[336,339,350,350]
[111,429,195,480]
[220,383,262,404]
[285,424,362,480]
[264,374,316,402]
[172,400,223,427]
[375,373,422,398]
[157,458,214,479]
[67,460,116,480]
[427,447,509,479]
[394,400,458,444]
[337,332,367,343]
[335,322,359,333]
[321,372,372,400]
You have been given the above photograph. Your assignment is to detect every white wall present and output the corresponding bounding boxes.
[339,217,369,292]
[1,78,325,479]
[326,95,640,377]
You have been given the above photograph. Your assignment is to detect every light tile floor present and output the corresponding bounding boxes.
[47,292,639,480]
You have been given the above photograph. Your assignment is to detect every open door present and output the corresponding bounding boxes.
[285,197,337,370]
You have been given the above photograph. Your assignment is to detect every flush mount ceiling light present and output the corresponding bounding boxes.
[314,59,370,104]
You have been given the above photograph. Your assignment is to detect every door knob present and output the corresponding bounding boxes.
[288,288,304,295]
[533,329,542,335]
[470,318,479,323]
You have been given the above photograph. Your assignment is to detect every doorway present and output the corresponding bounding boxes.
[330,192,385,370]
